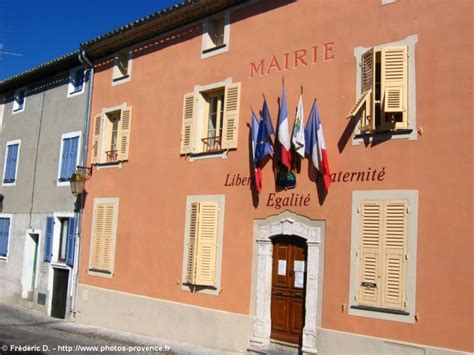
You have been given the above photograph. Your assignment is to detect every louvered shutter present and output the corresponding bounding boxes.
[359,48,376,133]
[91,204,115,271]
[0,218,10,257]
[75,69,84,92]
[91,114,103,164]
[117,107,132,161]
[66,217,77,266]
[381,200,408,310]
[221,83,241,149]
[186,202,199,284]
[68,137,79,179]
[380,46,408,130]
[5,144,19,182]
[358,201,383,307]
[44,217,54,262]
[59,138,70,180]
[180,93,195,154]
[194,202,219,286]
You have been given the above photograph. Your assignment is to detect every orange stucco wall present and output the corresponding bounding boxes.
[79,0,473,352]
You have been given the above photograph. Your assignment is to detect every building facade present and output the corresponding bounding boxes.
[0,54,90,319]
[0,0,470,354]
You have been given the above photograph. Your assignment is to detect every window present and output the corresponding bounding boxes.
[349,190,418,323]
[0,216,11,259]
[3,140,21,185]
[180,81,240,156]
[182,195,225,295]
[88,198,119,276]
[58,132,80,184]
[350,35,418,141]
[91,105,132,164]
[12,88,26,113]
[68,68,85,96]
[112,49,132,84]
[201,11,230,58]
[43,216,77,266]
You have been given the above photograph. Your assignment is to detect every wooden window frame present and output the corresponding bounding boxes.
[348,190,418,323]
[181,195,225,296]
[201,10,230,59]
[12,88,26,114]
[50,212,75,267]
[351,35,418,144]
[57,131,82,186]
[88,198,120,278]
[112,49,132,85]
[2,139,21,186]
[0,214,12,260]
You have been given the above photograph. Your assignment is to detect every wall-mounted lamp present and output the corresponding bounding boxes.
[69,166,92,196]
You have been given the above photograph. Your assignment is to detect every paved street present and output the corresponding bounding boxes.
[0,302,233,355]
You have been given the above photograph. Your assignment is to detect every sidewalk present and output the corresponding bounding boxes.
[0,302,238,354]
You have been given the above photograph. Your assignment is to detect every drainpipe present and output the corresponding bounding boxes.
[70,49,94,319]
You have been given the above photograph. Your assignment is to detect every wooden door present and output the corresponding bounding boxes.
[271,236,307,344]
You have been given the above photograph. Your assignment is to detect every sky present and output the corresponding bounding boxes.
[0,0,181,81]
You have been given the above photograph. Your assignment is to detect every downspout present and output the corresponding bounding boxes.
[71,49,94,319]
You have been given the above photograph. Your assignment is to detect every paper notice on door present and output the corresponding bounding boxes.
[278,260,287,276]
[294,271,304,288]
[294,260,305,272]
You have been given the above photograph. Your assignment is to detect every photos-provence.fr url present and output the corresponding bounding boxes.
[1,344,172,353]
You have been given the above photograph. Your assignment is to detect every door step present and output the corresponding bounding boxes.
[247,340,300,355]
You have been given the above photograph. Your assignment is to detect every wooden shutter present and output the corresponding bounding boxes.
[66,217,77,266]
[358,201,383,307]
[359,48,376,133]
[117,107,132,161]
[381,200,408,310]
[221,83,241,149]
[194,201,219,286]
[186,202,199,284]
[44,217,54,262]
[91,114,102,164]
[91,204,115,272]
[0,218,10,257]
[380,46,408,130]
[180,93,195,154]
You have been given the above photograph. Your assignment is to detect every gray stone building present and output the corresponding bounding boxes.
[0,52,91,319]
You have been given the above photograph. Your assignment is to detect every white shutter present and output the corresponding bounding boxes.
[180,93,195,154]
[221,83,241,149]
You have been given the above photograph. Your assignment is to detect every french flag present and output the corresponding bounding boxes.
[277,83,292,171]
[305,100,331,189]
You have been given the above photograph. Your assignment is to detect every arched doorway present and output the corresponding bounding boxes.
[250,211,323,354]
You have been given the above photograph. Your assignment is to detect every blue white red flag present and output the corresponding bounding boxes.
[277,83,292,171]
[305,100,331,189]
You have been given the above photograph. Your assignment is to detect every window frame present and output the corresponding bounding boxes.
[112,49,132,85]
[3,139,21,186]
[201,10,230,59]
[12,88,26,114]
[57,131,82,186]
[352,35,418,144]
[348,190,418,323]
[50,212,75,267]
[88,197,120,278]
[181,195,225,295]
[0,214,12,260]
[67,67,86,97]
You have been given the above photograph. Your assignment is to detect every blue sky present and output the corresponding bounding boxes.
[0,0,181,80]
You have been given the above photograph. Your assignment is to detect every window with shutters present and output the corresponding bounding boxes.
[180,80,241,158]
[45,214,77,267]
[349,190,418,323]
[57,131,81,186]
[88,198,119,277]
[181,195,225,295]
[3,139,21,186]
[201,11,230,59]
[349,36,418,141]
[0,215,12,260]
[112,49,132,85]
[68,67,85,97]
[91,105,132,165]
[12,88,26,114]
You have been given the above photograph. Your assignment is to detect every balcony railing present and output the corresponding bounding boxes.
[201,135,222,152]
[106,150,118,163]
